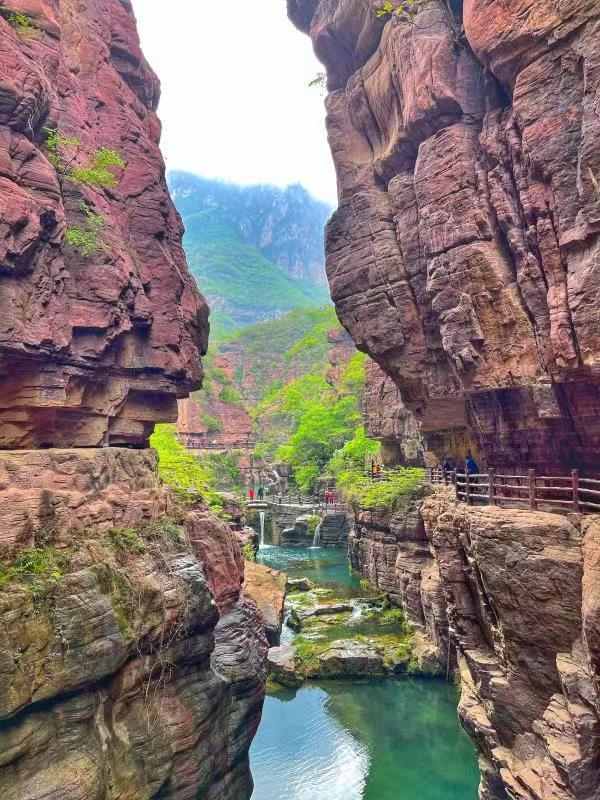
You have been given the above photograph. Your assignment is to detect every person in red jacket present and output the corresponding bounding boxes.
[249,487,255,501]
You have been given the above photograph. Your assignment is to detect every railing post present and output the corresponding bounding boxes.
[528,469,537,510]
[465,472,472,505]
[488,468,495,506]
[572,470,580,513]
[454,470,459,500]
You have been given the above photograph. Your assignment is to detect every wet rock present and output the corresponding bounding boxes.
[349,498,448,668]
[0,507,268,799]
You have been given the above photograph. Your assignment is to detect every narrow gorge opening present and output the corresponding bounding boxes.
[0,1,598,800]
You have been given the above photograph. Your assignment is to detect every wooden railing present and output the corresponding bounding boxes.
[428,468,600,514]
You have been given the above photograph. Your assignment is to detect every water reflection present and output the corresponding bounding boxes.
[251,684,369,800]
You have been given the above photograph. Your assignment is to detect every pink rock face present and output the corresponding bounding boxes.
[292,0,600,473]
[0,0,208,449]
[363,359,423,464]
[0,447,170,549]
[186,507,245,614]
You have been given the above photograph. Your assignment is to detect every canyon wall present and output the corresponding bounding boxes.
[0,481,268,800]
[421,490,600,800]
[0,0,208,449]
[0,2,266,797]
[289,0,600,473]
[289,1,600,797]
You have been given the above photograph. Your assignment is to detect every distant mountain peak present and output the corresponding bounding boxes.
[169,172,332,339]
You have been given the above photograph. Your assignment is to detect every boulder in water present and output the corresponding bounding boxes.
[287,577,316,592]
[243,562,287,645]
[317,639,386,678]
[268,645,303,688]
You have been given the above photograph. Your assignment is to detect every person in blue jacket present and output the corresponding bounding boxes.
[465,452,479,475]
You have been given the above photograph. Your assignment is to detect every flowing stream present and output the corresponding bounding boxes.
[250,536,480,800]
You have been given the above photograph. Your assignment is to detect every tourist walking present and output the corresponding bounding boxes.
[258,486,264,500]
[249,487,255,501]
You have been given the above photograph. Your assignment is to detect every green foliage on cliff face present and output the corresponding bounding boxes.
[258,352,372,493]
[327,419,425,509]
[65,203,105,257]
[219,386,242,404]
[71,148,125,189]
[341,466,426,510]
[150,424,224,513]
[223,307,339,391]
[2,9,39,36]
[44,128,125,189]
[200,413,222,433]
[0,546,69,599]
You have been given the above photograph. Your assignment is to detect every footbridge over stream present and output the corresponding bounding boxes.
[246,497,351,546]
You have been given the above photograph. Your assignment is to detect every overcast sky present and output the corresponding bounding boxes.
[130,0,337,206]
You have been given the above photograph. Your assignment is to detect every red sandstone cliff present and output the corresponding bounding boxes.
[0,0,208,448]
[289,2,600,798]
[289,0,600,474]
[0,3,267,798]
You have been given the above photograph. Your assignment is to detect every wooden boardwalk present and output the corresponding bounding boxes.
[428,467,600,515]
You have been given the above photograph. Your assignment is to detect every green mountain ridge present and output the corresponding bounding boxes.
[169,173,332,338]
[183,212,330,337]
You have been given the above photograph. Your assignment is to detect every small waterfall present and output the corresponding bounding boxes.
[259,510,265,547]
[312,524,321,548]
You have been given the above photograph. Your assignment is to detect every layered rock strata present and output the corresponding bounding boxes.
[0,0,208,449]
[0,447,170,549]
[0,497,268,799]
[290,0,600,473]
[351,487,600,798]
[420,488,600,800]
[349,499,449,664]
[363,359,424,465]
[0,2,269,797]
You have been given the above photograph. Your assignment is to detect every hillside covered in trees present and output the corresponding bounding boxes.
[169,173,331,336]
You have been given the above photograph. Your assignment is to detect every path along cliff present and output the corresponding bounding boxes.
[289,1,600,798]
[0,2,267,797]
